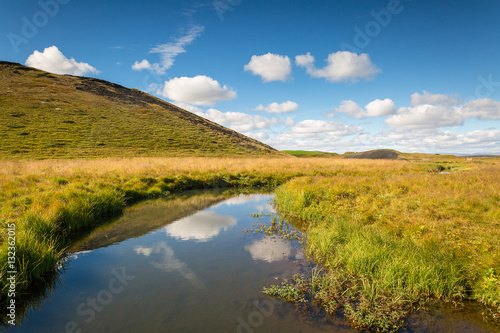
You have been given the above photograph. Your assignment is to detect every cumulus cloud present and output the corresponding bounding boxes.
[254,101,299,114]
[285,117,295,126]
[159,75,236,105]
[295,52,315,66]
[244,53,292,82]
[385,104,464,129]
[244,132,269,141]
[194,108,280,132]
[410,91,461,106]
[368,128,500,153]
[295,51,380,82]
[132,24,204,75]
[333,100,364,118]
[25,46,99,76]
[365,99,397,117]
[386,97,500,130]
[131,59,162,73]
[290,119,362,138]
[461,98,500,120]
[333,98,395,118]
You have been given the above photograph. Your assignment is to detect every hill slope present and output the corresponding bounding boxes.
[0,62,280,159]
[282,150,339,158]
[343,149,403,160]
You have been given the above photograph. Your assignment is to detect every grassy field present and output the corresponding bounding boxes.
[271,159,500,330]
[282,150,339,158]
[0,62,279,159]
[1,156,499,331]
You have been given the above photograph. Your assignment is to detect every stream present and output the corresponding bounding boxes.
[5,189,497,332]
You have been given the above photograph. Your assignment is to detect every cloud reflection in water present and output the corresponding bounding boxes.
[165,210,237,242]
[134,241,205,289]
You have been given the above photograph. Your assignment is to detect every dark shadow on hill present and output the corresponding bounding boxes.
[343,149,404,160]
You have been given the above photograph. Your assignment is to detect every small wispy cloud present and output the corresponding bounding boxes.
[132,24,204,75]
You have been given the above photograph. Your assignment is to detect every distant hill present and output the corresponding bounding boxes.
[343,149,403,160]
[0,62,281,159]
[282,150,339,158]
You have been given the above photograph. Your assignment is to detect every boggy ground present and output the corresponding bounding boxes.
[0,156,498,331]
[271,161,500,331]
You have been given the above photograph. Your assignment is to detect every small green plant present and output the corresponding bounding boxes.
[263,275,307,303]
[246,213,304,243]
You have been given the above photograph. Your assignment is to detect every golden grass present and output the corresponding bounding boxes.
[1,155,498,329]
[0,156,415,177]
[273,159,500,329]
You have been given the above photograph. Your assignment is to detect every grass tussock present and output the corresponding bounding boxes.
[273,166,500,330]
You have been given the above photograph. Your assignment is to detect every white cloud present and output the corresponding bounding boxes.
[244,132,269,141]
[385,104,464,130]
[368,128,500,153]
[254,101,299,114]
[267,125,500,155]
[25,46,99,76]
[244,53,292,82]
[386,97,500,130]
[365,99,397,117]
[195,108,280,132]
[290,120,362,138]
[263,119,363,153]
[132,24,204,75]
[159,75,236,105]
[295,51,380,82]
[131,59,162,73]
[410,91,461,106]
[245,238,292,263]
[285,117,295,126]
[461,98,500,120]
[333,100,364,118]
[165,211,236,242]
[333,98,395,118]
[295,52,314,66]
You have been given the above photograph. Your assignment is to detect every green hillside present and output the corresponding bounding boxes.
[343,149,403,160]
[0,61,280,159]
[282,150,339,158]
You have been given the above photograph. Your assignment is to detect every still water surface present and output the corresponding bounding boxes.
[7,190,497,332]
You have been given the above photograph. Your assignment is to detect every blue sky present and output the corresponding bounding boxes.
[2,0,500,154]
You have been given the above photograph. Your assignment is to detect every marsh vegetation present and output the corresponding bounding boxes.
[1,156,499,331]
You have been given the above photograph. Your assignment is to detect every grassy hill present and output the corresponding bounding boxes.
[0,61,281,159]
[282,150,339,158]
[343,149,403,160]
